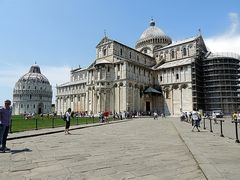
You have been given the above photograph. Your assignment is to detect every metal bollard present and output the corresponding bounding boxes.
[52,117,54,128]
[209,117,213,132]
[35,118,38,130]
[234,120,240,143]
[219,119,224,137]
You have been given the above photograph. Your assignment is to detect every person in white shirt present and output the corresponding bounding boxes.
[192,108,200,132]
[64,108,71,135]
[153,112,158,120]
[212,112,217,124]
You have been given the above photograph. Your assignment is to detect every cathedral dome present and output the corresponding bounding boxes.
[136,19,172,56]
[139,20,167,40]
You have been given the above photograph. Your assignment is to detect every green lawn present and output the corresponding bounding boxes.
[10,115,113,133]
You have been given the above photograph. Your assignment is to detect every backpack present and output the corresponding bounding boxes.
[62,113,67,121]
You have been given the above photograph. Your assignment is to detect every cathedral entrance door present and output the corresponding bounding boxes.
[38,108,42,114]
[146,101,150,112]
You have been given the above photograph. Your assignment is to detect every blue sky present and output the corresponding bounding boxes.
[0,0,240,104]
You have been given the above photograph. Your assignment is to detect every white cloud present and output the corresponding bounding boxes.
[205,12,240,55]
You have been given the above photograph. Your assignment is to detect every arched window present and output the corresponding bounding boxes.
[176,73,179,80]
[120,48,123,56]
[183,47,187,56]
[103,49,107,56]
[171,50,175,59]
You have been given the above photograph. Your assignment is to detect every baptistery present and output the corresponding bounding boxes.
[13,64,52,115]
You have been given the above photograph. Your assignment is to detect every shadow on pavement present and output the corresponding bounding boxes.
[11,148,32,154]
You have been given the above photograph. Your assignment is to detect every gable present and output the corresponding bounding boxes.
[96,37,113,48]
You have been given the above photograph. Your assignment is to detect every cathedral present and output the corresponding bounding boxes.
[56,20,240,116]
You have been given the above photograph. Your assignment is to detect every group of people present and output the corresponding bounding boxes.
[98,111,110,123]
[181,109,227,132]
[180,108,201,132]
[0,100,12,153]
[180,111,192,122]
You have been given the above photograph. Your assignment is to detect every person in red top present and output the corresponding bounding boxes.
[104,111,109,123]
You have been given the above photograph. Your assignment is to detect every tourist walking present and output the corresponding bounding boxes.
[212,112,217,124]
[0,100,12,153]
[191,108,200,132]
[153,112,158,120]
[64,108,71,135]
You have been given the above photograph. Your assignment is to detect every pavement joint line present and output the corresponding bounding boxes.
[170,121,206,178]
[171,120,225,180]
[7,119,132,141]
[171,121,221,180]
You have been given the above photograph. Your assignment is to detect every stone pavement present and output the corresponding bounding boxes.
[174,118,240,180]
[0,117,240,180]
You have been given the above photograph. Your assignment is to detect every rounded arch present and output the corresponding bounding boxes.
[180,83,188,89]
[140,47,152,54]
[37,103,44,114]
[172,84,179,89]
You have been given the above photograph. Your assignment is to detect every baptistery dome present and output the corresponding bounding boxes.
[18,65,50,84]
[13,64,53,115]
[136,19,172,57]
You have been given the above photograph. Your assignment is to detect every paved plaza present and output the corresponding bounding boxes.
[1,117,240,180]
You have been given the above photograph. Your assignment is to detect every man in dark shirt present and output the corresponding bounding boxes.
[0,100,12,153]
